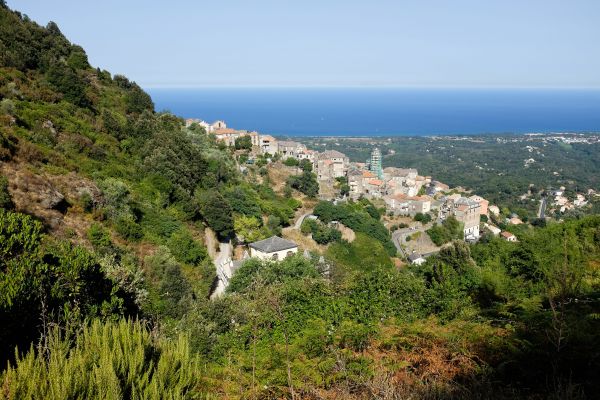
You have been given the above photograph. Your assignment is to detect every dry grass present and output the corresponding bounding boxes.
[281,227,327,254]
[267,162,299,194]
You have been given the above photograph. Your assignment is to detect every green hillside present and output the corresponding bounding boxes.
[1,3,600,399]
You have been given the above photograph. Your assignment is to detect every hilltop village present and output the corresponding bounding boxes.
[186,118,521,271]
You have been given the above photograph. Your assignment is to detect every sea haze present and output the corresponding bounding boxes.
[146,87,600,136]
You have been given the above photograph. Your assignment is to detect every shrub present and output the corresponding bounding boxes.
[414,212,432,224]
[87,223,112,248]
[114,217,143,241]
[1,320,199,399]
[336,321,375,351]
[283,157,299,167]
[167,229,207,265]
[0,175,13,209]
[287,170,319,198]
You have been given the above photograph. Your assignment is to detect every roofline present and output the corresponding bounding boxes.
[249,242,298,252]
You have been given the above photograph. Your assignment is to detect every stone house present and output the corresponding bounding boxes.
[453,197,481,240]
[469,195,489,216]
[385,194,431,216]
[315,150,348,181]
[277,141,306,159]
[249,236,298,261]
[259,135,278,154]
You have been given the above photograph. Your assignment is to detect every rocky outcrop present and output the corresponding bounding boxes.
[0,162,99,240]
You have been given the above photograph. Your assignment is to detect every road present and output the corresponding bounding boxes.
[538,197,547,219]
[293,211,313,230]
[392,222,437,259]
[210,241,232,299]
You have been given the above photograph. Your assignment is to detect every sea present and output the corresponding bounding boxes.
[146,87,600,137]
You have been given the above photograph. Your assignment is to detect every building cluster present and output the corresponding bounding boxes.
[186,119,510,243]
[551,187,589,213]
[437,194,488,240]
[185,118,262,147]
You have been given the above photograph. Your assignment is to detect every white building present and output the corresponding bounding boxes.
[249,236,298,261]
[484,223,501,236]
[408,253,427,266]
[259,135,278,155]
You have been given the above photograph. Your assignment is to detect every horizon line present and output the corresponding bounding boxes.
[142,84,600,90]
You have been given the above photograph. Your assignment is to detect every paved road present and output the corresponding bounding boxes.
[210,241,232,299]
[538,197,547,219]
[293,211,313,230]
[392,223,437,259]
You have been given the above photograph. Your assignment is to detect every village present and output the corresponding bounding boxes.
[185,118,531,282]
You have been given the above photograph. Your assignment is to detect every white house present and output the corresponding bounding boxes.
[408,252,426,266]
[484,223,501,236]
[249,236,298,261]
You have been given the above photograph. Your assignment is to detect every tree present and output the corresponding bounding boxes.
[167,229,207,265]
[234,215,268,243]
[46,63,89,107]
[198,191,234,240]
[287,170,319,198]
[300,159,313,172]
[283,157,299,167]
[235,135,252,150]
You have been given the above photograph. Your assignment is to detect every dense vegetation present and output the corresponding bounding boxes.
[1,4,599,399]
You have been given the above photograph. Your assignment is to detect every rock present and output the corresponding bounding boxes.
[38,185,65,210]
[42,120,57,136]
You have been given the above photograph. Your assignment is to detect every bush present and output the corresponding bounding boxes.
[312,226,342,245]
[167,229,207,265]
[426,216,463,246]
[87,223,112,248]
[114,217,143,241]
[0,175,13,209]
[283,157,299,167]
[1,320,199,399]
[414,212,432,224]
[287,170,319,197]
[336,321,375,351]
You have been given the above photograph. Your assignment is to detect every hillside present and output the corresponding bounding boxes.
[1,3,600,399]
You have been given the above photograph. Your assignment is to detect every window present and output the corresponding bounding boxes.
[272,253,279,261]
[286,251,294,257]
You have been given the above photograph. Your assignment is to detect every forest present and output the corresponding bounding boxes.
[1,3,600,399]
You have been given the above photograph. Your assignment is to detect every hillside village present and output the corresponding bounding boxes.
[186,118,523,282]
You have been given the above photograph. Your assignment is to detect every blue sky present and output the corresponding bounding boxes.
[9,0,600,88]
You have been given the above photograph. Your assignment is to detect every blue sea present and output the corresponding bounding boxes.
[146,88,600,136]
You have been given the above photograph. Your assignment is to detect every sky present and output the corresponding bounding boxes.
[8,0,600,88]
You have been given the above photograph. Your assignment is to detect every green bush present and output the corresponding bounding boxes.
[167,229,207,265]
[87,223,112,248]
[114,217,143,241]
[287,170,319,197]
[283,157,299,167]
[0,175,13,209]
[1,319,198,399]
